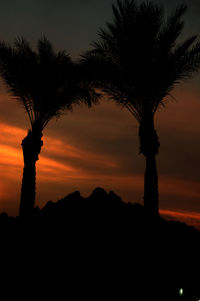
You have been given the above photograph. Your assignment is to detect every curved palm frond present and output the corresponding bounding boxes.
[82,0,200,216]
[0,36,99,132]
[83,0,200,122]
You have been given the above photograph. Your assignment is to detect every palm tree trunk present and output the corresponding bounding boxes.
[139,116,160,216]
[144,155,159,216]
[20,162,36,216]
[19,130,43,216]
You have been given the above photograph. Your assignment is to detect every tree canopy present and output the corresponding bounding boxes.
[83,0,200,123]
[0,36,99,132]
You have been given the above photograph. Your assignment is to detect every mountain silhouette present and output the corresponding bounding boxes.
[0,187,199,300]
[82,0,200,217]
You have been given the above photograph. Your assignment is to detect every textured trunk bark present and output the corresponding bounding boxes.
[19,129,43,216]
[20,162,36,216]
[139,115,160,216]
[144,155,159,216]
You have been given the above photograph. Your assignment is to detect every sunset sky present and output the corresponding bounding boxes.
[0,0,200,229]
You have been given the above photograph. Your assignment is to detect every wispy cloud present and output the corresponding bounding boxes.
[0,122,120,206]
[160,208,200,230]
[0,94,200,221]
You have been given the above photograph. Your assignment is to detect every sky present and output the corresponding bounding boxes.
[0,0,200,229]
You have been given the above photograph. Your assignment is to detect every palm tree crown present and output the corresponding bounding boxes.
[84,0,200,123]
[0,36,99,133]
[0,36,99,215]
[83,0,200,215]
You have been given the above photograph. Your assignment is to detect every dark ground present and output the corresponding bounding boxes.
[0,187,199,300]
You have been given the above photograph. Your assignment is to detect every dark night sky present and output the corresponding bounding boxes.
[0,0,200,228]
[0,0,200,56]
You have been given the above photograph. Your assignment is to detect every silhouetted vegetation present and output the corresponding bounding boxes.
[0,187,200,300]
[82,0,200,216]
[0,37,99,216]
[0,1,199,298]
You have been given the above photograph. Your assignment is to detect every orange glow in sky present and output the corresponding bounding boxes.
[0,88,200,231]
[160,209,200,231]
[0,0,200,234]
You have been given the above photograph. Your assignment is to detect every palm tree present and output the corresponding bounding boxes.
[82,0,200,216]
[0,37,99,216]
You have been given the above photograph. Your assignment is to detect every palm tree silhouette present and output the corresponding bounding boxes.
[0,37,98,216]
[82,0,200,216]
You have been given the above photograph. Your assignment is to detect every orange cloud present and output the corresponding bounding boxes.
[0,120,200,220]
[160,208,200,221]
[159,176,200,199]
[0,144,22,166]
[0,122,120,202]
[160,208,200,231]
[0,181,7,200]
[42,134,118,169]
[156,89,200,135]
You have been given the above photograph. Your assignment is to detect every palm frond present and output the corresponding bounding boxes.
[0,36,99,132]
[158,4,187,52]
[83,0,200,122]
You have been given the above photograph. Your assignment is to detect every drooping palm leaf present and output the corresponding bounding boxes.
[0,36,99,132]
[82,0,200,216]
[0,36,100,215]
[83,0,200,122]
